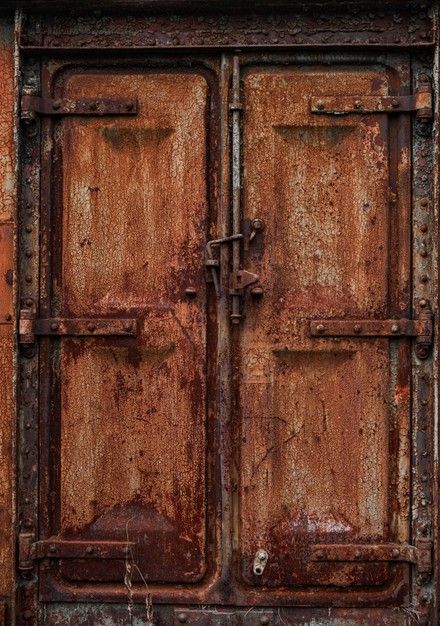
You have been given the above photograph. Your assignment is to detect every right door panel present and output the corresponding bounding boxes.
[238,64,411,598]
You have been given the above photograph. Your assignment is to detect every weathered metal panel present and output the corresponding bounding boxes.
[238,61,411,599]
[38,69,212,590]
[0,17,15,611]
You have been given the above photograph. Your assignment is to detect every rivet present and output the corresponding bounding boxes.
[421,498,428,506]
[315,550,324,559]
[391,323,399,334]
[25,250,33,258]
[419,299,427,307]
[420,274,429,283]
[354,550,361,558]
[85,546,93,554]
[25,497,30,504]
[420,197,429,207]
[25,274,32,283]
[420,224,428,233]
[354,100,363,109]
[354,324,362,333]
[176,613,187,623]
[420,247,427,258]
[50,322,59,331]
[316,100,325,111]
[49,545,56,553]
[25,225,33,233]
[124,322,132,332]
[25,422,31,429]
[316,324,325,334]
[52,100,61,110]
[421,399,428,406]
[5,314,11,321]
[391,99,400,108]
[88,323,96,332]
[185,287,197,299]
[260,617,270,625]
[25,298,33,307]
[126,102,134,111]
[391,548,400,558]
[422,473,429,482]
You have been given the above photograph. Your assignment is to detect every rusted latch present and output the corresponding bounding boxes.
[206,234,244,296]
[309,300,433,360]
[21,94,138,121]
[19,533,134,570]
[310,82,432,120]
[19,307,138,347]
[310,540,432,577]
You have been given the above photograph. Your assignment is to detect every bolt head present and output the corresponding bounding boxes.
[391,323,399,334]
[316,324,325,333]
[391,99,400,108]
[176,613,187,623]
[419,299,427,308]
[391,548,400,558]
[50,322,59,331]
[354,100,363,109]
[88,323,96,332]
[354,324,362,333]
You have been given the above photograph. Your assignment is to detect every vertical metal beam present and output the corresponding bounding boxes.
[230,55,241,324]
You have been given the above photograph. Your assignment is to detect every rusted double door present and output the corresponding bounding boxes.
[18,51,435,623]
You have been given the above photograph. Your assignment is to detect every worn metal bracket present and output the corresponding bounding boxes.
[174,608,276,625]
[18,534,134,570]
[19,308,138,347]
[310,541,432,577]
[310,86,432,120]
[309,302,433,360]
[21,95,138,120]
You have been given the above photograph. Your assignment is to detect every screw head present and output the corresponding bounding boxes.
[176,613,187,623]
[88,323,96,332]
[316,324,325,334]
[50,322,59,331]
[419,299,427,308]
[52,100,61,110]
[251,218,265,232]
[391,548,400,558]
[25,225,33,233]
[391,99,400,108]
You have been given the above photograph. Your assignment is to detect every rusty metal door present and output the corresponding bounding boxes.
[17,51,435,625]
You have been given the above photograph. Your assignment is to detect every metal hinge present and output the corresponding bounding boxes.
[21,93,138,121]
[310,81,432,120]
[309,300,433,360]
[310,540,432,577]
[19,307,138,347]
[18,533,134,571]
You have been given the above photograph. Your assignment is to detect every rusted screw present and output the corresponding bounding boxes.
[354,324,362,334]
[391,99,400,109]
[251,218,265,232]
[316,324,325,334]
[250,286,264,300]
[391,323,399,334]
[420,197,429,207]
[419,299,427,308]
[176,613,187,624]
[25,225,33,233]
[88,323,96,332]
[50,322,59,331]
[185,287,197,299]
[260,617,270,625]
[391,548,400,558]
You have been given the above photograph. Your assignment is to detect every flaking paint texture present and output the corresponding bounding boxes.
[0,18,15,602]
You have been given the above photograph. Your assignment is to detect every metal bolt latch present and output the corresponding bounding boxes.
[253,548,269,576]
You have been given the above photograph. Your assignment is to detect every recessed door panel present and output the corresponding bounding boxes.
[238,65,411,595]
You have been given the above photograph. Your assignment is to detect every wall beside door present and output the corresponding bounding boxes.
[0,15,16,624]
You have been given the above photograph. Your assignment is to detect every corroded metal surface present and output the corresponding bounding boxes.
[0,17,15,612]
[18,6,434,49]
[12,4,439,626]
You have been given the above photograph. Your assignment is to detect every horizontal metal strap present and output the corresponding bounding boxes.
[310,92,432,116]
[35,318,138,337]
[310,543,416,564]
[309,318,424,338]
[21,95,138,116]
[33,539,134,560]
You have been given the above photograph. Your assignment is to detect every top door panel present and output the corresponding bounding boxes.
[41,70,211,586]
[238,63,411,599]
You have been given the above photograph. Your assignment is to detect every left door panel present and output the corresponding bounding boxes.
[38,69,211,592]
